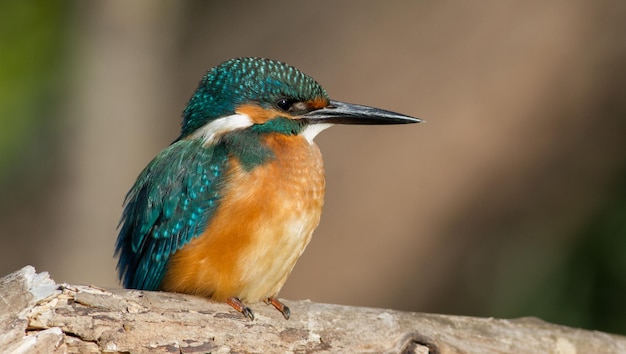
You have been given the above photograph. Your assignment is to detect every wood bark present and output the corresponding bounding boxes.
[1,266,625,353]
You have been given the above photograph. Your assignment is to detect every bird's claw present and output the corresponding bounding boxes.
[227,297,255,320]
[265,296,291,320]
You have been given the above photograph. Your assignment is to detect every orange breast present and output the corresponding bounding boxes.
[160,133,325,302]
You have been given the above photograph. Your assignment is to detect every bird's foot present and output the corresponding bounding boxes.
[227,297,254,320]
[265,296,290,320]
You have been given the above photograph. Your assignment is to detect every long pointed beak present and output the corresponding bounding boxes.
[303,100,421,125]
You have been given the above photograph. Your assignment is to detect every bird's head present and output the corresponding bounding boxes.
[181,57,419,144]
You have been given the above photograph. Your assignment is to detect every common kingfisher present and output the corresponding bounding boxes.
[115,57,420,320]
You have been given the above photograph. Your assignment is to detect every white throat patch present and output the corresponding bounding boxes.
[302,123,333,143]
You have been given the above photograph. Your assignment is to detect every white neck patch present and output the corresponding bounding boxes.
[190,113,254,145]
[190,113,332,145]
[302,123,333,143]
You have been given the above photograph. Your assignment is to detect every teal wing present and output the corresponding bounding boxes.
[115,139,228,290]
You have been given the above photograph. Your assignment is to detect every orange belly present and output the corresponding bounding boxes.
[160,134,325,302]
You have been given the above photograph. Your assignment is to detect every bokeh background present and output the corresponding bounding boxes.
[1,0,625,335]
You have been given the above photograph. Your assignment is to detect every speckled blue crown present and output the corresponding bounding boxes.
[181,57,328,137]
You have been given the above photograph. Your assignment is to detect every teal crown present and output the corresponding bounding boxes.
[181,57,329,138]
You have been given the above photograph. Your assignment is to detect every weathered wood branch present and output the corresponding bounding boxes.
[1,266,625,353]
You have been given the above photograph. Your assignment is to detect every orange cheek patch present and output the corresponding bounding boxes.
[236,104,292,124]
[306,97,330,110]
[236,99,328,123]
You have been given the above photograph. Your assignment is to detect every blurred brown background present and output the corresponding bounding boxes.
[1,0,625,334]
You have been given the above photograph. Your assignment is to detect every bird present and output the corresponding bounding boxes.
[115,57,420,320]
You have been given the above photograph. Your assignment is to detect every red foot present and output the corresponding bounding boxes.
[227,297,254,320]
[265,297,291,320]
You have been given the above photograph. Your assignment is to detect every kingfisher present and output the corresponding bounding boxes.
[115,57,420,320]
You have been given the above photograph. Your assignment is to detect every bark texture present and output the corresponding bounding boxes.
[1,266,625,353]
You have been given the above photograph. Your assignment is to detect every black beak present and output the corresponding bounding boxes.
[303,100,421,125]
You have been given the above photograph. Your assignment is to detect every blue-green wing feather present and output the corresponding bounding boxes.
[115,139,228,290]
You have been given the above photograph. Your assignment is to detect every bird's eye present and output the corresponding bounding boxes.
[276,98,295,112]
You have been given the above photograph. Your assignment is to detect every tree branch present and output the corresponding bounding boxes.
[1,266,625,353]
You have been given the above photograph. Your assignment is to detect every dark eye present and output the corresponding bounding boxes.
[276,98,296,112]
